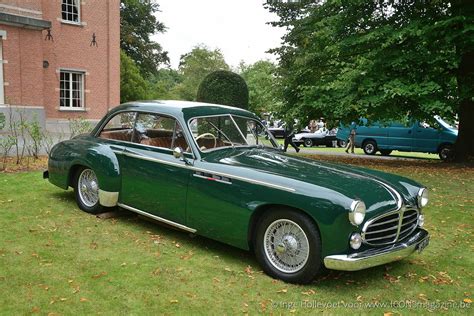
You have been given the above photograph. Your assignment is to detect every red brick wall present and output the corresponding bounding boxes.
[0,0,120,121]
[1,25,45,107]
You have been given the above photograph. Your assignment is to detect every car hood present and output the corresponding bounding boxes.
[203,148,421,214]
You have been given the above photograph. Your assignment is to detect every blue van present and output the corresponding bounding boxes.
[336,116,458,161]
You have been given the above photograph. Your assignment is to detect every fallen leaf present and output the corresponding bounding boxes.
[170,299,179,304]
[80,298,88,302]
[277,288,288,293]
[464,298,472,303]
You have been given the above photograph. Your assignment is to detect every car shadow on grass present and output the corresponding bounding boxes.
[52,190,421,287]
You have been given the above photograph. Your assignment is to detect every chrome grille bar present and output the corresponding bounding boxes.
[362,208,419,246]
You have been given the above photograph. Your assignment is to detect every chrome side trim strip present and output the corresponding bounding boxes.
[193,173,232,185]
[117,203,197,233]
[114,150,296,192]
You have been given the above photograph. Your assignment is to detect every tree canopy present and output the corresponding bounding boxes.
[265,0,474,161]
[120,50,149,103]
[120,0,168,75]
[239,60,283,116]
[173,45,229,101]
[197,70,249,109]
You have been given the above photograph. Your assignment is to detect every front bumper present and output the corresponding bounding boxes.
[324,229,429,271]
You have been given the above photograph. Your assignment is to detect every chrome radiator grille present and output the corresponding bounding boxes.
[362,208,419,246]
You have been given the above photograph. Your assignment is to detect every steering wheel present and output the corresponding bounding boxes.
[195,132,217,148]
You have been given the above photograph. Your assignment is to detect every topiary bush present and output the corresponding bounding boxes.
[196,70,249,109]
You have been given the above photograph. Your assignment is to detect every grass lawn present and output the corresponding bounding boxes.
[0,157,472,314]
[302,146,439,160]
[275,138,439,159]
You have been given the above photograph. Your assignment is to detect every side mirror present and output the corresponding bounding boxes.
[173,147,183,159]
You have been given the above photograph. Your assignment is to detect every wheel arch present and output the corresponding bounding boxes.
[437,142,454,153]
[361,138,377,147]
[66,145,122,196]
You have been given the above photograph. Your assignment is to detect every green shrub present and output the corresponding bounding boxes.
[196,70,249,109]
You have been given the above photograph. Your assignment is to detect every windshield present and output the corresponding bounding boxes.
[188,115,279,152]
[435,115,457,130]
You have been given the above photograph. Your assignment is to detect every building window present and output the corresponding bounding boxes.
[61,0,80,23]
[60,70,84,109]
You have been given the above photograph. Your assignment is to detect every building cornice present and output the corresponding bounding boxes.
[0,12,51,30]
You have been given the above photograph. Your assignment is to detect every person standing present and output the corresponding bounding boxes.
[345,123,356,154]
[283,121,300,153]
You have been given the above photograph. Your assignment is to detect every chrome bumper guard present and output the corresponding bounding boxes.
[324,229,429,271]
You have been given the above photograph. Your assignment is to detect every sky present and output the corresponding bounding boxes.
[153,0,285,69]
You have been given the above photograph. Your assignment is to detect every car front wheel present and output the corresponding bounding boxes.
[74,167,103,214]
[363,140,377,155]
[254,208,322,284]
[438,144,454,162]
[303,139,313,147]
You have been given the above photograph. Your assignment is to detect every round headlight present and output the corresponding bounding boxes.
[350,233,362,250]
[417,188,429,208]
[349,200,366,226]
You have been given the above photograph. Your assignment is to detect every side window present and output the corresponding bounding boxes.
[99,112,136,142]
[133,113,189,150]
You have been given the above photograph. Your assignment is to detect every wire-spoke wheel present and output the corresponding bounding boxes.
[74,167,102,214]
[254,208,322,284]
[264,219,310,273]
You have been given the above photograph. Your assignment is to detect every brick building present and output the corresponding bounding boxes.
[0,0,120,131]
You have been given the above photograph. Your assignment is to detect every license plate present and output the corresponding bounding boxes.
[417,237,430,253]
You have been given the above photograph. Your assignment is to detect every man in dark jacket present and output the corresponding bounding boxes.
[283,122,300,153]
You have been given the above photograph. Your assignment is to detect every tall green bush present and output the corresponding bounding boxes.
[196,71,249,109]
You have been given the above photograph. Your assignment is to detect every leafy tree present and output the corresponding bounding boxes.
[174,45,229,101]
[148,68,183,100]
[196,70,249,109]
[239,60,282,115]
[120,50,150,103]
[265,0,474,161]
[120,0,168,75]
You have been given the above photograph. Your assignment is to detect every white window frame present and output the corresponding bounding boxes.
[61,0,81,25]
[59,69,85,111]
[0,31,5,105]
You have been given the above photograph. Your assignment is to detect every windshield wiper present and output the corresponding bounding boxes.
[207,121,235,148]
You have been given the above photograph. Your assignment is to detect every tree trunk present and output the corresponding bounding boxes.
[453,0,474,162]
[455,97,474,162]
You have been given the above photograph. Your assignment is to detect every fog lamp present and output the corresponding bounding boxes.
[350,233,362,250]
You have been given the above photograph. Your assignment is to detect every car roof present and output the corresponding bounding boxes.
[109,100,259,121]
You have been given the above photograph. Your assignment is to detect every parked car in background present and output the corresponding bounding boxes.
[268,125,286,138]
[44,100,430,284]
[293,128,344,147]
[336,116,458,161]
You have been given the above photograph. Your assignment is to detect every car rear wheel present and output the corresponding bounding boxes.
[380,149,392,156]
[74,167,103,214]
[303,139,313,147]
[438,144,454,162]
[363,140,377,155]
[254,208,322,284]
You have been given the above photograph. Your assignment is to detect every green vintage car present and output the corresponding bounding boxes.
[44,100,430,284]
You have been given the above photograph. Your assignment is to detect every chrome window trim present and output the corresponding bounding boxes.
[112,149,296,193]
[118,203,197,233]
[96,110,197,160]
